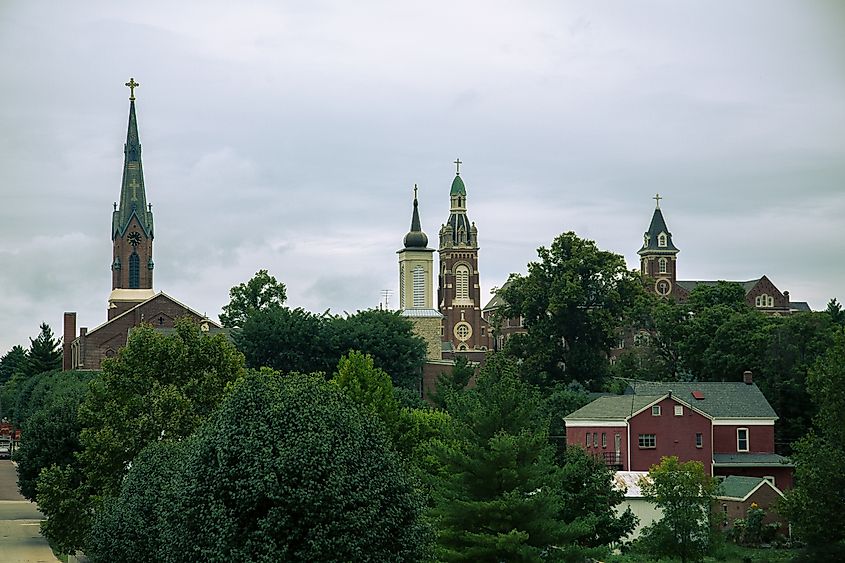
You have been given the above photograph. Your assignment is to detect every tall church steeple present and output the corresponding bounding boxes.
[438,160,490,352]
[109,78,155,318]
[638,193,679,298]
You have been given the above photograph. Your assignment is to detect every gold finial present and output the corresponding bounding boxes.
[454,158,462,175]
[654,193,662,209]
[125,77,140,100]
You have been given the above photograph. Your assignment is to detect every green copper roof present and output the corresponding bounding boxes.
[450,174,466,196]
[627,382,777,419]
[112,99,154,239]
[718,476,769,500]
[564,395,665,421]
[713,453,793,467]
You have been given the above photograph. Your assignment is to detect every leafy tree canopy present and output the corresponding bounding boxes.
[638,456,718,563]
[783,328,845,546]
[331,351,400,436]
[499,231,644,389]
[87,371,433,562]
[219,269,287,328]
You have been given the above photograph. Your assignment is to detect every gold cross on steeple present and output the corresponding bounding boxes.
[654,193,662,209]
[125,77,140,100]
[454,158,462,175]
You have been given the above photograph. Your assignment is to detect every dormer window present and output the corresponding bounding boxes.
[658,233,667,247]
[658,257,668,274]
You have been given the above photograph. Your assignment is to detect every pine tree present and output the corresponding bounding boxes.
[430,355,475,409]
[432,354,599,562]
[24,323,62,377]
[0,345,27,386]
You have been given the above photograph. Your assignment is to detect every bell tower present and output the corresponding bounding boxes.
[398,186,442,360]
[437,160,491,352]
[638,193,679,299]
[109,78,155,319]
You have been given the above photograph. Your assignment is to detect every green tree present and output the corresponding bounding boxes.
[219,269,287,328]
[638,456,718,563]
[686,281,748,313]
[24,322,63,377]
[331,351,400,436]
[782,329,845,548]
[14,371,95,501]
[557,447,637,547]
[0,344,26,387]
[499,232,644,389]
[825,297,845,326]
[432,354,600,561]
[430,355,475,409]
[333,309,427,389]
[37,319,245,553]
[236,305,337,374]
[87,371,433,562]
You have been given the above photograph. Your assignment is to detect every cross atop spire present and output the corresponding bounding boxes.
[413,183,418,200]
[654,193,662,209]
[125,77,140,101]
[454,158,462,175]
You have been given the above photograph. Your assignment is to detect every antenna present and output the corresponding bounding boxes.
[381,289,393,310]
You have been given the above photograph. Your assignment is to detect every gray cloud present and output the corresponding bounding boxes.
[1,1,844,352]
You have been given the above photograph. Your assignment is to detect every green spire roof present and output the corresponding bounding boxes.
[450,174,466,196]
[112,97,154,239]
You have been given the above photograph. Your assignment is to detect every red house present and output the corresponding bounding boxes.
[564,375,794,490]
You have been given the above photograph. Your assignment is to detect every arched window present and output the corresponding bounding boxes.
[658,257,668,274]
[129,252,140,289]
[755,294,774,308]
[658,233,667,247]
[412,265,425,308]
[455,265,469,301]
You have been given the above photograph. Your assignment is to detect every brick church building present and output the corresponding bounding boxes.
[63,79,219,371]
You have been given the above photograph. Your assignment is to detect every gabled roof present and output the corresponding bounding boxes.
[84,291,221,337]
[482,279,514,312]
[717,475,784,501]
[565,394,665,421]
[675,279,762,294]
[789,301,811,312]
[627,381,777,419]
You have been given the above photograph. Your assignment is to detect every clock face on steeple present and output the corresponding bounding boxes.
[128,231,142,247]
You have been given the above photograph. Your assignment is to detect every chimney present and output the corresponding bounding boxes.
[62,312,76,371]
[743,370,753,385]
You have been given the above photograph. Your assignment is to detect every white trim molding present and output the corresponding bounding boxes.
[712,419,776,426]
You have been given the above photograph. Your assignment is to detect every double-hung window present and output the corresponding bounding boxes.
[737,428,749,452]
[638,434,656,449]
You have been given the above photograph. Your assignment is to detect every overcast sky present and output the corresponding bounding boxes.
[1,1,844,354]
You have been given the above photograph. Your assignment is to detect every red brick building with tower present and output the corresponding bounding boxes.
[62,79,219,371]
[437,161,492,353]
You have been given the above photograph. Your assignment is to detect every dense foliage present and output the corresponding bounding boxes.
[637,456,718,563]
[218,268,287,328]
[431,354,620,561]
[13,370,95,501]
[36,319,245,553]
[87,371,433,562]
[499,232,644,389]
[782,328,845,549]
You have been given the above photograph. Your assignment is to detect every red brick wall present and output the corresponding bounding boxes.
[720,483,788,535]
[77,295,206,370]
[566,426,628,469]
[713,424,775,453]
[629,397,712,472]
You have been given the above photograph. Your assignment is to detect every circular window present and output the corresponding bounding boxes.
[655,279,671,296]
[454,321,472,342]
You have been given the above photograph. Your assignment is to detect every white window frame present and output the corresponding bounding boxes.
[412,265,425,308]
[601,432,607,449]
[737,428,749,452]
[455,264,470,301]
[652,405,661,416]
[638,434,656,449]
[696,432,703,448]
[585,433,591,448]
[658,233,667,247]
[658,257,668,274]
[674,405,683,416]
